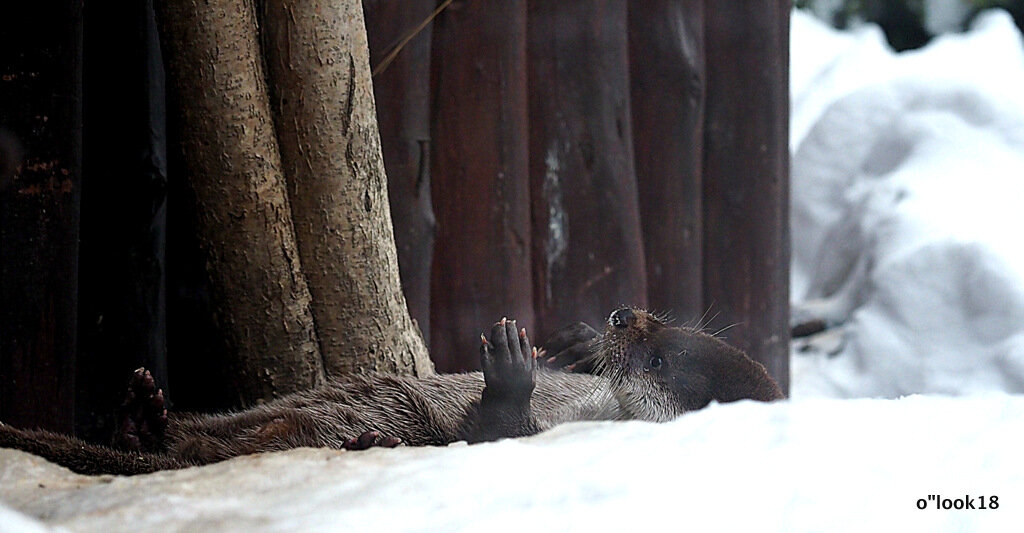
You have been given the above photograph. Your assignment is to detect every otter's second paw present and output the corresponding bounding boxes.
[539,322,599,373]
[112,368,167,452]
[343,430,403,450]
[480,317,537,401]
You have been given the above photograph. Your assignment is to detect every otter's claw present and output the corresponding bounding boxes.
[343,430,403,450]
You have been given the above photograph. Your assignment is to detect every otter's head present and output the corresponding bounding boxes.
[595,307,783,422]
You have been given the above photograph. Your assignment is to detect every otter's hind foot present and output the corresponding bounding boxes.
[112,367,167,453]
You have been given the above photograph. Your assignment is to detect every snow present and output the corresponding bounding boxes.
[790,9,1024,398]
[4,8,1024,533]
[2,395,1024,532]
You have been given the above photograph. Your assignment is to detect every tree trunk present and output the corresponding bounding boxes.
[261,0,434,377]
[155,0,325,404]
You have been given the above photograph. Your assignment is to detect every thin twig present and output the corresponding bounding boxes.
[371,0,455,78]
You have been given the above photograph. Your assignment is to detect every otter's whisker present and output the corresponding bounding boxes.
[712,322,742,338]
[687,304,716,332]
[651,309,676,325]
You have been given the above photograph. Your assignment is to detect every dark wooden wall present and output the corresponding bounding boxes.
[76,0,168,442]
[427,0,535,372]
[702,1,791,391]
[630,0,705,323]
[371,0,790,392]
[0,1,83,433]
[0,0,790,435]
[527,1,648,343]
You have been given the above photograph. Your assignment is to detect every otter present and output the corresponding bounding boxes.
[0,308,783,475]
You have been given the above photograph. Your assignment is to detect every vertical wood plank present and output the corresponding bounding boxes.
[629,0,705,323]
[527,0,647,339]
[430,0,533,371]
[363,0,436,346]
[0,0,83,432]
[702,0,790,393]
[76,0,168,442]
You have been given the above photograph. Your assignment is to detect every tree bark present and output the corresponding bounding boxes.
[261,0,434,377]
[702,0,790,394]
[155,0,325,404]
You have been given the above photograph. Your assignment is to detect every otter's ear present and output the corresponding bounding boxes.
[539,322,599,373]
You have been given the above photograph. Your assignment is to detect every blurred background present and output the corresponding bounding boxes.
[797,0,1024,50]
[790,0,1024,398]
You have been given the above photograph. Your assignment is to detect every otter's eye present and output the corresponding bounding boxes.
[649,355,662,369]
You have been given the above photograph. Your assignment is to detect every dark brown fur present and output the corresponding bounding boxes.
[0,308,782,475]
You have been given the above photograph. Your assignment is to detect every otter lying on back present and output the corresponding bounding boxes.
[0,308,783,475]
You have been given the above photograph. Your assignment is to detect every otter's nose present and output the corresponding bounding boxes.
[608,308,635,329]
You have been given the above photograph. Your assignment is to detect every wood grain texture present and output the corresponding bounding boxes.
[429,0,534,372]
[702,0,790,393]
[363,0,437,348]
[528,0,647,340]
[630,0,706,323]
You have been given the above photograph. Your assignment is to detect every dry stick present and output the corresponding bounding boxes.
[371,0,454,78]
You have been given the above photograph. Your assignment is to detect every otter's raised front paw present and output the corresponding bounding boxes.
[538,322,599,373]
[480,317,537,401]
[112,367,167,453]
[343,430,403,450]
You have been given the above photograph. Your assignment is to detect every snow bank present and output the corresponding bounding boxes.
[790,9,1024,398]
[2,395,1023,532]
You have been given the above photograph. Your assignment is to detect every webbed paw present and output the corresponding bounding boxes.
[480,317,536,401]
[538,322,599,373]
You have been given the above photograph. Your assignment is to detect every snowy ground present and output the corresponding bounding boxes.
[2,395,1023,532]
[3,9,1024,533]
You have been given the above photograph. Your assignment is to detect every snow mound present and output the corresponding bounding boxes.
[790,9,1024,398]
[2,395,1023,532]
